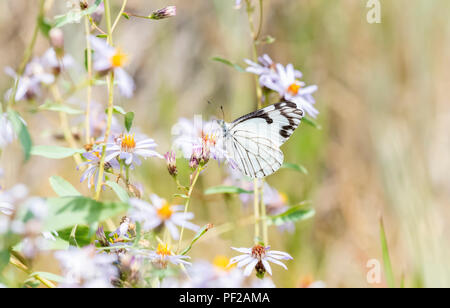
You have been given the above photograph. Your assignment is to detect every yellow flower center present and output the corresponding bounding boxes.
[287,82,301,95]
[121,134,136,152]
[157,202,173,220]
[280,192,288,204]
[202,132,216,146]
[93,151,101,159]
[213,255,234,271]
[156,243,172,257]
[110,49,128,68]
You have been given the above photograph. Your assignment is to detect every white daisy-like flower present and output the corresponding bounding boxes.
[138,243,191,268]
[129,194,199,240]
[171,117,234,167]
[89,36,135,98]
[55,245,118,288]
[5,59,55,101]
[261,63,318,118]
[104,133,162,168]
[0,113,15,149]
[188,256,246,288]
[229,245,293,276]
[78,149,119,189]
[245,54,303,80]
[41,48,74,75]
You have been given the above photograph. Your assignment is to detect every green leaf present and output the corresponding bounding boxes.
[7,110,32,161]
[58,225,93,247]
[211,57,245,73]
[380,218,395,288]
[281,162,308,175]
[49,176,81,197]
[122,12,130,19]
[30,272,64,283]
[303,116,322,130]
[204,185,253,195]
[38,16,52,37]
[43,196,129,231]
[256,35,276,45]
[31,145,84,159]
[96,34,108,38]
[105,180,129,202]
[39,100,83,115]
[267,206,315,226]
[54,0,103,28]
[108,105,126,115]
[173,194,189,199]
[0,250,10,273]
[181,224,211,255]
[124,112,134,132]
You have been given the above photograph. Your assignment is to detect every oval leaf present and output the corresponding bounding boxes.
[49,176,81,197]
[281,162,308,175]
[267,207,315,226]
[105,180,129,202]
[31,145,85,159]
[204,185,253,195]
[7,110,32,161]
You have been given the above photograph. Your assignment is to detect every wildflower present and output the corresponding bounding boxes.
[138,243,191,268]
[5,59,55,101]
[105,133,162,167]
[150,6,177,20]
[95,225,109,247]
[164,151,178,177]
[0,113,15,149]
[41,48,74,76]
[114,253,141,287]
[172,117,230,165]
[0,184,28,215]
[55,245,118,288]
[188,256,246,288]
[91,2,104,24]
[89,36,135,97]
[78,149,119,189]
[229,245,293,277]
[129,194,199,240]
[109,216,133,240]
[260,63,318,118]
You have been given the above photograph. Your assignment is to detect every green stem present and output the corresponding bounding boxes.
[84,15,93,144]
[177,167,202,252]
[94,0,114,200]
[111,0,128,34]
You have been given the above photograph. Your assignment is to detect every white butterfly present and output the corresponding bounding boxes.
[218,101,304,178]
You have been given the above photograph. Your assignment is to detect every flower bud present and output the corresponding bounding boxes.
[150,6,176,20]
[91,2,104,25]
[79,0,89,10]
[164,151,178,177]
[189,146,201,170]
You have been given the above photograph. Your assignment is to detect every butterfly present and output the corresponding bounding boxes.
[218,101,304,178]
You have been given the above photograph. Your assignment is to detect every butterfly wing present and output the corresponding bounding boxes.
[225,101,304,178]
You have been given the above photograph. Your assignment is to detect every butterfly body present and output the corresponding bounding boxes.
[220,101,304,179]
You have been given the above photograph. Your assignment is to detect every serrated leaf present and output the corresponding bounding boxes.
[211,57,245,73]
[303,116,322,130]
[105,180,129,202]
[31,145,85,159]
[39,101,83,115]
[281,162,308,175]
[43,196,128,231]
[49,176,81,197]
[124,112,134,132]
[7,110,32,161]
[267,206,315,226]
[204,185,253,195]
[181,224,211,256]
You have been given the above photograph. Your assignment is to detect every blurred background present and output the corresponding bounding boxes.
[1,0,450,287]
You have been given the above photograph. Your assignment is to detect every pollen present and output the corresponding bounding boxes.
[202,132,216,146]
[121,134,136,152]
[156,243,172,257]
[110,49,128,68]
[287,82,301,95]
[157,201,173,220]
[251,244,266,260]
